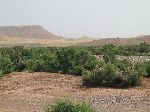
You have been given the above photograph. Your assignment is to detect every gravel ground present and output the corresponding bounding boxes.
[0,72,150,112]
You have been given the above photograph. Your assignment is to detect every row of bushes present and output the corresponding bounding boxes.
[0,46,97,77]
[0,46,150,88]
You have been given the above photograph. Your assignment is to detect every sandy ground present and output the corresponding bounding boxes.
[0,72,150,112]
[0,37,94,47]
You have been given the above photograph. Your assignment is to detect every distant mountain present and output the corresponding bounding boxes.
[79,36,91,39]
[81,35,150,46]
[0,25,63,39]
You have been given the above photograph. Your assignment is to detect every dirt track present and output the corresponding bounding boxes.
[0,72,150,112]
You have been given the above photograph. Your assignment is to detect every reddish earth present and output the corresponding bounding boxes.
[0,72,150,112]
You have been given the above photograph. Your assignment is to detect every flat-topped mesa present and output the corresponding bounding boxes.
[0,25,63,39]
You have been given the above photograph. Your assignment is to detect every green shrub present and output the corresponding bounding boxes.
[121,69,142,86]
[83,63,118,87]
[56,48,97,75]
[82,70,102,87]
[101,44,118,62]
[68,65,84,76]
[0,46,29,71]
[27,54,59,73]
[44,100,96,112]
[83,62,143,87]
[115,68,142,87]
[141,62,150,77]
[115,59,132,71]
[0,57,13,76]
[27,59,45,72]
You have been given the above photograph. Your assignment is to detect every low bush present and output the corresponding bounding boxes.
[83,62,118,87]
[119,68,142,87]
[44,100,96,112]
[101,44,118,62]
[56,48,97,75]
[27,53,59,73]
[0,46,29,71]
[83,61,143,87]
[141,62,150,77]
[0,57,13,76]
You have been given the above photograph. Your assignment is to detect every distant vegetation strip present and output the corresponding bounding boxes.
[0,43,150,88]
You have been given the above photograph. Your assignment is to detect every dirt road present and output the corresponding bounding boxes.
[0,72,150,112]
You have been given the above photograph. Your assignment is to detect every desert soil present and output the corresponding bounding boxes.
[0,72,150,112]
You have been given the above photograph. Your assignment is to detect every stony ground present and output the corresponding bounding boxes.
[0,72,150,112]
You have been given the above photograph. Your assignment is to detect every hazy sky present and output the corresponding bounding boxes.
[0,0,150,38]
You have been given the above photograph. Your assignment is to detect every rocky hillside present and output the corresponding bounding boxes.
[82,35,150,46]
[0,25,63,39]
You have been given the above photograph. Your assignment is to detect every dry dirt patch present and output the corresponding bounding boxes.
[0,72,150,112]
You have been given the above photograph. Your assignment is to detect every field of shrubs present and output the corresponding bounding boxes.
[0,43,150,88]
